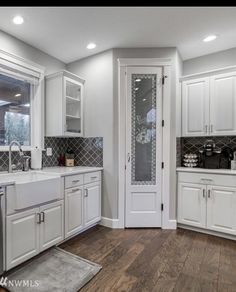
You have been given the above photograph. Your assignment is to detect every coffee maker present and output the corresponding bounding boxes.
[199,140,222,169]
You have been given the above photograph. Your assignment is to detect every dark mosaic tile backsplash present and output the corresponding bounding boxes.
[177,136,236,169]
[0,137,103,171]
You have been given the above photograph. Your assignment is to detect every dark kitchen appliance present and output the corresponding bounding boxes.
[199,140,222,169]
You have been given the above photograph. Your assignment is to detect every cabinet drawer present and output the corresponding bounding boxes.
[84,171,101,184]
[65,174,84,189]
[178,172,236,188]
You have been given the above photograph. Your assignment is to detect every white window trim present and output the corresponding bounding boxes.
[0,49,45,152]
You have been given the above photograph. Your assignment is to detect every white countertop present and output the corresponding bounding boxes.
[0,166,103,187]
[41,166,103,176]
[177,167,236,175]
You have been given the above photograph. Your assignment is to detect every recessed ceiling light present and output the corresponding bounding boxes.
[23,103,30,107]
[86,43,96,50]
[203,35,217,42]
[135,78,141,82]
[15,93,21,97]
[12,15,24,25]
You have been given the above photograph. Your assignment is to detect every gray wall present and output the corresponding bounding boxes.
[67,50,115,219]
[67,47,181,220]
[183,47,236,76]
[0,30,65,74]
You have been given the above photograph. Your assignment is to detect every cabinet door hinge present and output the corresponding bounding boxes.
[161,162,164,169]
[162,120,164,127]
[161,203,164,211]
[162,75,167,85]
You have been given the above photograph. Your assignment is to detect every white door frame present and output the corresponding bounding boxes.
[118,58,173,229]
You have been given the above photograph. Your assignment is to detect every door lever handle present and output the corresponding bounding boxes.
[127,153,130,163]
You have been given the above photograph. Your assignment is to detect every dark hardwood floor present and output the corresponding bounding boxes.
[1,225,236,291]
[58,225,236,292]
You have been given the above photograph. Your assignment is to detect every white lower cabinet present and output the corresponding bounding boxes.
[6,208,39,270]
[39,201,64,251]
[84,182,101,227]
[178,182,206,228]
[65,187,84,238]
[207,186,236,235]
[178,172,236,236]
[64,177,101,239]
[6,200,64,270]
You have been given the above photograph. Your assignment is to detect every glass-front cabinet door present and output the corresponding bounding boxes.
[64,77,83,136]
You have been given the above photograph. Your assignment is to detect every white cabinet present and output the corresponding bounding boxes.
[207,185,236,235]
[39,201,64,251]
[6,208,39,270]
[46,70,85,137]
[177,171,236,237]
[6,200,64,270]
[64,172,102,239]
[65,187,84,238]
[178,182,206,228]
[182,71,236,137]
[84,182,101,227]
[210,72,236,135]
[182,78,209,136]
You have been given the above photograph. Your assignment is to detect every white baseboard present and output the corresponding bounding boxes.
[100,217,121,229]
[162,219,177,229]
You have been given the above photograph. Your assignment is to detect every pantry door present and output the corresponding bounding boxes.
[125,67,163,227]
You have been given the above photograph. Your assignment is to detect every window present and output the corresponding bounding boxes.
[0,74,32,146]
[0,49,44,151]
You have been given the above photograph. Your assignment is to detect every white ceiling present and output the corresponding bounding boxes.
[0,7,236,63]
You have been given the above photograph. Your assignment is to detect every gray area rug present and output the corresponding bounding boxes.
[6,247,102,292]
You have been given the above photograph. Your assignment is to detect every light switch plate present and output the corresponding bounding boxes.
[46,148,52,156]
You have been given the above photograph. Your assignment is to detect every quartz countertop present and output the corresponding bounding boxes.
[0,166,103,187]
[177,167,236,175]
[41,166,103,176]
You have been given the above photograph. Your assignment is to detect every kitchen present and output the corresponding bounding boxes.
[0,6,235,291]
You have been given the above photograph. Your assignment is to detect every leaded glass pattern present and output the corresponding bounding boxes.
[131,74,157,185]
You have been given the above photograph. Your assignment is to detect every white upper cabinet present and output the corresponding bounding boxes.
[182,77,209,136]
[210,72,236,135]
[46,70,85,137]
[181,71,236,137]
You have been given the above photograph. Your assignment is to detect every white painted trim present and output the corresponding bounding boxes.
[166,220,177,229]
[180,64,236,81]
[178,223,236,241]
[118,58,174,230]
[0,49,45,76]
[118,58,172,67]
[0,49,45,151]
[100,217,121,229]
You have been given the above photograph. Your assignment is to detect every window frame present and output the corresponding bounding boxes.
[0,49,45,152]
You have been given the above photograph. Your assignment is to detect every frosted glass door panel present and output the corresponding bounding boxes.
[131,74,157,185]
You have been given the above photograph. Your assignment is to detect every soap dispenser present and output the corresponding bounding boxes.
[231,151,236,170]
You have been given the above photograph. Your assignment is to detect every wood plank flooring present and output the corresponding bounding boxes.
[59,225,236,292]
[2,225,236,291]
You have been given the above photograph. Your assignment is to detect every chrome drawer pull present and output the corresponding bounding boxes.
[208,189,211,198]
[203,189,206,198]
[72,180,80,183]
[41,211,45,223]
[91,176,97,179]
[71,188,80,193]
[36,213,41,224]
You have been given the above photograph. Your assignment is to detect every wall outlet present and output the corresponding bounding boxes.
[46,148,52,156]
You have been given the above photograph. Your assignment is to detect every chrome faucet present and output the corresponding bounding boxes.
[8,141,24,173]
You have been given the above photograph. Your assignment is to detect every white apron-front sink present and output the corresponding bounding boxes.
[12,172,61,210]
